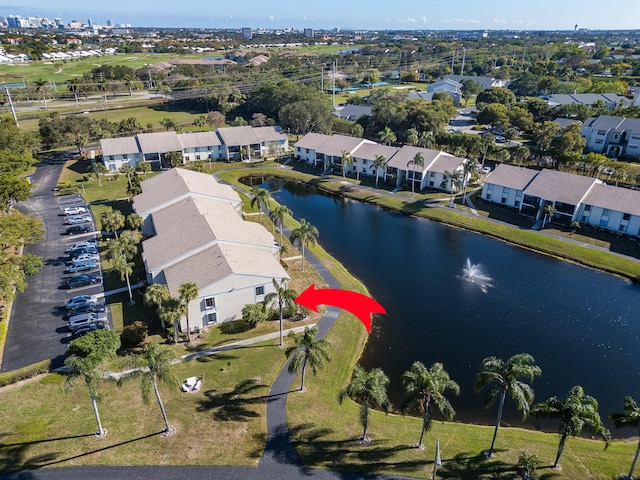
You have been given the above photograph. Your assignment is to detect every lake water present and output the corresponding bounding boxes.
[263,179,640,432]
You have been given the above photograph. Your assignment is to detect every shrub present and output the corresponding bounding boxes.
[242,303,269,328]
[0,359,51,387]
[120,321,148,349]
[68,329,121,358]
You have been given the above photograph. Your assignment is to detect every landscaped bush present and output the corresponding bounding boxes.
[120,321,148,349]
[242,303,269,328]
[0,359,51,388]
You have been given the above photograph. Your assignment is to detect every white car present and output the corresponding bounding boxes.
[481,166,492,174]
[68,239,97,251]
[68,312,108,327]
[65,295,99,310]
[63,206,87,215]
[64,215,92,225]
[71,253,100,263]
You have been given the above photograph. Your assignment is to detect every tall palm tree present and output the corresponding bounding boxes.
[543,203,556,227]
[112,253,135,305]
[269,204,292,247]
[119,164,136,190]
[340,150,352,178]
[532,386,610,468]
[290,218,319,272]
[286,325,332,391]
[137,161,152,180]
[480,133,495,169]
[418,131,434,149]
[124,344,179,436]
[407,152,424,197]
[250,186,271,224]
[339,365,391,444]
[34,78,48,109]
[378,126,396,146]
[64,353,108,438]
[441,170,463,204]
[265,278,298,347]
[610,396,640,479]
[474,353,542,458]
[178,282,199,343]
[101,209,125,239]
[159,297,185,343]
[461,158,479,204]
[126,213,143,231]
[402,361,460,449]
[89,162,107,187]
[144,283,170,327]
[370,155,388,188]
[406,128,419,146]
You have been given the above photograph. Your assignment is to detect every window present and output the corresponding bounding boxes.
[487,184,494,192]
[503,187,511,195]
[123,155,128,161]
[623,213,631,221]
[584,204,591,212]
[619,224,626,232]
[501,197,507,204]
[516,191,523,198]
[255,286,265,296]
[599,218,609,227]
[204,297,216,309]
[204,312,217,325]
[196,154,201,161]
[486,193,492,200]
[514,200,520,207]
[595,140,603,144]
[603,209,611,216]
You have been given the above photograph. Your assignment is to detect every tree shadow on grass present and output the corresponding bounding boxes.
[197,378,269,422]
[437,450,518,480]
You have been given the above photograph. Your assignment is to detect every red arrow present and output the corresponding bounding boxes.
[294,284,387,334]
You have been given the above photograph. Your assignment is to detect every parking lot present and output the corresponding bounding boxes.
[1,152,110,372]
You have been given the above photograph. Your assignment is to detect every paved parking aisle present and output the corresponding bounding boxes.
[1,152,106,372]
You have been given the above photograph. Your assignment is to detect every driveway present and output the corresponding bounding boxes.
[1,151,105,372]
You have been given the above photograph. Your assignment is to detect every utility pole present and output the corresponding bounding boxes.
[451,50,455,73]
[460,47,466,75]
[521,45,527,69]
[321,65,324,93]
[6,87,18,128]
[332,59,336,107]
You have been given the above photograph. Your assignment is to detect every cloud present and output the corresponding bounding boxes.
[493,18,507,24]
[397,16,428,24]
[268,15,274,21]
[452,18,480,24]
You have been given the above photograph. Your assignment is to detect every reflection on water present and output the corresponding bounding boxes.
[263,179,640,435]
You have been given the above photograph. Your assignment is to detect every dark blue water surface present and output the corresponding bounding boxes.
[265,179,640,431]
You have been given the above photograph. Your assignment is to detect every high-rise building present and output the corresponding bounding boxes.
[106,19,113,27]
[304,28,314,38]
[242,27,252,39]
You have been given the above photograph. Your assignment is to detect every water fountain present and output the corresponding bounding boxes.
[461,258,494,293]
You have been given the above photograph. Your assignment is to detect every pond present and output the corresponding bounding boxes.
[261,179,640,433]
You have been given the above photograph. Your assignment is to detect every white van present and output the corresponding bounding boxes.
[68,312,108,330]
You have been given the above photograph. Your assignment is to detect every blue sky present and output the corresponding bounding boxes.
[8,0,640,30]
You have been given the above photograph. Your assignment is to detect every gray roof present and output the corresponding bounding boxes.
[133,168,239,215]
[524,169,600,206]
[485,164,539,191]
[100,136,140,157]
[316,134,370,157]
[387,146,440,170]
[583,115,640,134]
[544,93,631,108]
[445,75,508,89]
[253,126,287,143]
[178,131,221,149]
[429,153,466,174]
[352,143,399,162]
[583,183,640,217]
[294,132,332,150]
[136,132,182,153]
[406,90,437,102]
[163,243,288,297]
[216,126,260,146]
[553,118,583,128]
[333,105,373,121]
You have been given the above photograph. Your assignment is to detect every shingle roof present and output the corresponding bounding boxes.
[485,164,540,191]
[163,243,288,297]
[387,146,441,170]
[178,131,221,149]
[216,126,260,146]
[294,132,332,150]
[253,126,287,143]
[583,115,640,134]
[429,153,466,174]
[524,169,600,206]
[316,134,370,157]
[352,143,399,162]
[333,105,373,120]
[136,132,182,153]
[583,183,640,217]
[100,137,140,157]
[553,118,583,128]
[133,168,239,215]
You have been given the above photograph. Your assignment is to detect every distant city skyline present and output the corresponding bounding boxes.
[6,0,640,31]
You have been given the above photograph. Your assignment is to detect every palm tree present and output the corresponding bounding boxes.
[340,150,352,178]
[101,209,125,239]
[269,204,292,247]
[370,155,388,188]
[64,354,108,438]
[406,128,419,146]
[144,283,170,327]
[474,353,542,458]
[407,152,424,197]
[378,126,396,146]
[34,78,48,109]
[441,170,463,203]
[402,361,460,449]
[265,278,298,347]
[610,396,640,479]
[461,158,479,204]
[126,213,143,231]
[339,365,391,444]
[286,325,332,391]
[112,253,135,305]
[532,386,610,468]
[290,218,319,272]
[119,164,136,190]
[124,344,179,436]
[178,282,199,343]
[250,186,271,224]
[137,161,152,180]
[89,162,107,187]
[543,203,556,227]
[480,133,495,169]
[418,131,434,149]
[159,297,185,343]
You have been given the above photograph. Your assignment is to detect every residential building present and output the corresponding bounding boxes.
[100,136,143,171]
[542,93,632,110]
[133,168,288,330]
[178,131,222,163]
[581,115,640,159]
[578,183,640,236]
[481,164,539,208]
[445,75,510,89]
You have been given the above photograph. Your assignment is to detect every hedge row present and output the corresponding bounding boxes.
[0,359,51,388]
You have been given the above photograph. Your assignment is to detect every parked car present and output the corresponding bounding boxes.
[68,311,108,326]
[69,303,106,315]
[65,295,99,309]
[65,261,98,274]
[72,322,110,338]
[495,135,507,143]
[64,215,92,225]
[65,274,101,289]
[66,240,97,252]
[71,253,100,264]
[481,166,492,174]
[69,318,108,332]
[63,206,87,215]
[66,225,92,235]
[68,247,98,258]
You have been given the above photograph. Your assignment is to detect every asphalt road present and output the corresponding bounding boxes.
[1,152,104,372]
